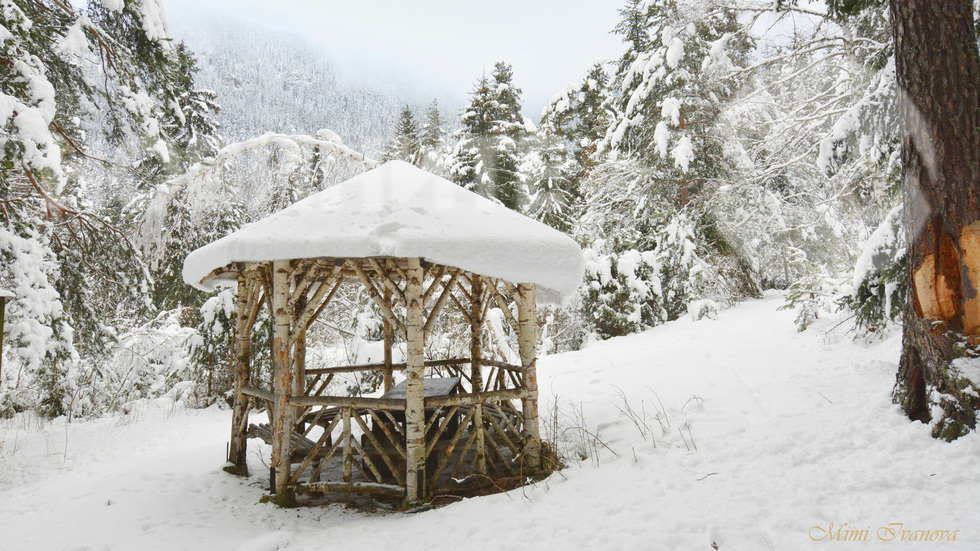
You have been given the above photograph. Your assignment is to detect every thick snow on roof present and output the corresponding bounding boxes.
[183,161,584,299]
[0,288,12,299]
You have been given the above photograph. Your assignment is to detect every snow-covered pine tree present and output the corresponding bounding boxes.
[0,0,214,417]
[385,105,422,166]
[523,125,577,234]
[418,99,449,175]
[420,99,445,152]
[603,0,751,206]
[575,0,757,340]
[450,62,530,211]
[723,1,899,329]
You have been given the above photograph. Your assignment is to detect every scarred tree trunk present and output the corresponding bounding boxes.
[891,0,980,439]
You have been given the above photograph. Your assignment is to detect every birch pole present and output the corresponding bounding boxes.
[404,258,426,503]
[293,329,307,430]
[229,274,253,469]
[383,287,394,392]
[518,283,541,470]
[0,292,8,391]
[270,260,294,497]
[470,275,486,474]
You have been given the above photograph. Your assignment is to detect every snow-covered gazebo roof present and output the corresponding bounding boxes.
[183,160,584,298]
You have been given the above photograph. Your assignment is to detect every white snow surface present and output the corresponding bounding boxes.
[0,287,12,298]
[182,161,584,299]
[3,296,978,550]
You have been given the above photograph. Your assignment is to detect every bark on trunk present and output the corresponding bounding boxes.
[891,0,980,439]
[229,275,253,469]
[518,283,542,470]
[271,260,294,496]
[403,258,426,504]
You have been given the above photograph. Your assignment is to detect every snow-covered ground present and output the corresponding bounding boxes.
[2,295,977,550]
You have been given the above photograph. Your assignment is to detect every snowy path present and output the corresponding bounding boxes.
[2,296,978,550]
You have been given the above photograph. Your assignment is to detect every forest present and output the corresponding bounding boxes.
[0,0,975,442]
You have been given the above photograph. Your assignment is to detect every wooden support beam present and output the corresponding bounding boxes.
[504,281,522,305]
[386,257,409,283]
[470,274,487,471]
[229,274,256,468]
[404,258,426,503]
[241,385,274,403]
[518,282,541,470]
[306,362,407,375]
[487,279,520,334]
[475,358,524,372]
[343,407,352,483]
[422,264,447,304]
[303,357,467,376]
[424,268,462,335]
[296,264,344,331]
[292,331,307,426]
[368,258,406,305]
[448,290,472,326]
[289,395,406,410]
[423,388,528,408]
[293,482,405,498]
[270,260,294,497]
[384,286,394,392]
[351,261,408,341]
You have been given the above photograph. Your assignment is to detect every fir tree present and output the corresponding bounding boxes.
[525,125,578,234]
[386,105,422,165]
[0,0,219,416]
[420,99,445,152]
[418,99,448,174]
[450,62,530,211]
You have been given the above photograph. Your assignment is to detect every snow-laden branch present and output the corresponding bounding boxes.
[166,130,380,192]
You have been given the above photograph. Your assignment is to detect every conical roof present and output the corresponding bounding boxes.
[183,161,584,299]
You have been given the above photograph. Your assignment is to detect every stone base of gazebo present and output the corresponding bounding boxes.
[223,256,548,506]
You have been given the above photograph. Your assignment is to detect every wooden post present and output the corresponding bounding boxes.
[470,275,484,393]
[517,283,541,470]
[343,407,352,483]
[0,290,8,388]
[293,330,307,430]
[383,287,394,392]
[270,260,294,498]
[228,275,253,470]
[470,275,486,474]
[404,258,426,503]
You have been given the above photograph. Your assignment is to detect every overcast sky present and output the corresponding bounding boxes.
[164,0,627,120]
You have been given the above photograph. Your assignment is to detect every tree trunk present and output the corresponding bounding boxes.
[403,258,426,504]
[891,0,980,439]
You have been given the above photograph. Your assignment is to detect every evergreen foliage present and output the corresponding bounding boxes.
[386,105,422,166]
[0,0,926,419]
[839,205,906,334]
[0,0,217,417]
[450,62,530,210]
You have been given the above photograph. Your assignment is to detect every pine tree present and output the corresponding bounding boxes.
[524,128,577,233]
[541,62,612,179]
[418,99,448,175]
[450,62,530,211]
[612,0,655,76]
[420,99,445,152]
[386,105,422,165]
[604,0,751,204]
[0,0,219,416]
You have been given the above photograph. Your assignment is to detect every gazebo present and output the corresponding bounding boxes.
[183,160,583,505]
